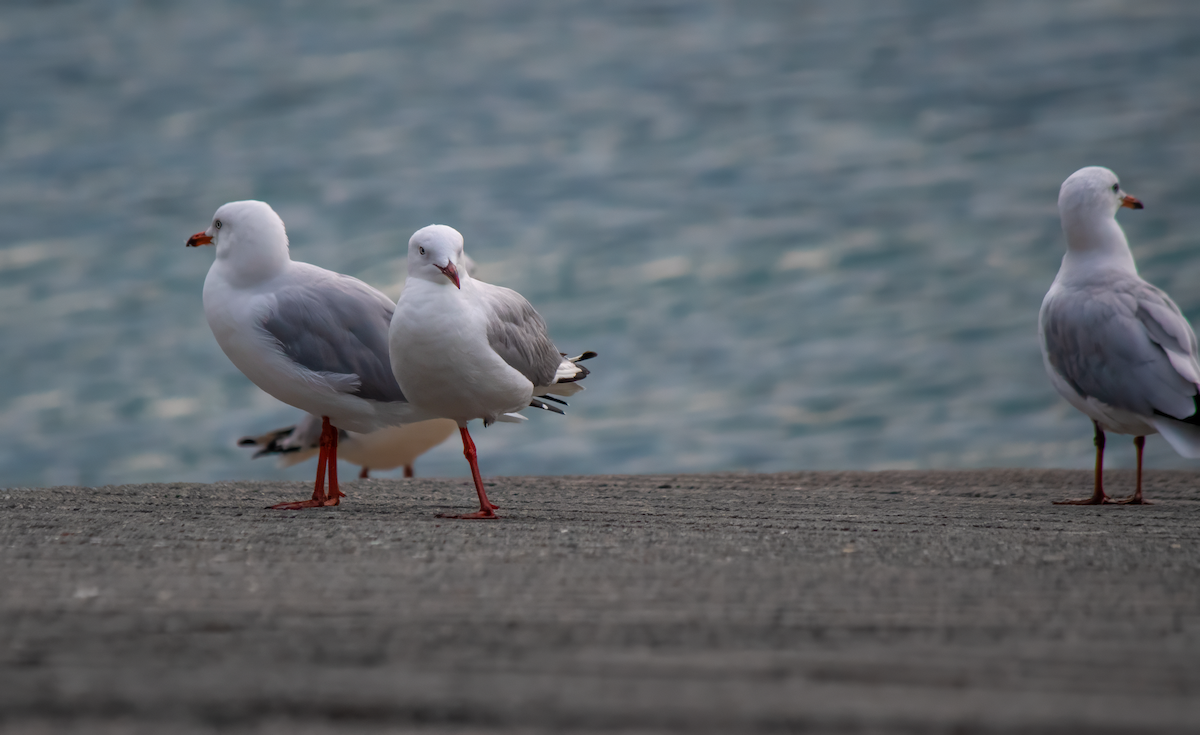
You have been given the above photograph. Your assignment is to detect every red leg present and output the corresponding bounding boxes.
[325,420,343,505]
[404,464,414,479]
[359,467,369,479]
[313,427,329,500]
[1055,420,1113,505]
[1114,435,1151,505]
[270,416,342,509]
[437,425,498,519]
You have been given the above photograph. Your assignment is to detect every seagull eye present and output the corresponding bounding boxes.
[1111,183,1120,192]
[215,219,222,229]
[419,246,425,255]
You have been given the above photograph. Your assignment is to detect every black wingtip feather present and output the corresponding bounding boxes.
[529,397,566,415]
[240,426,307,459]
[554,351,596,384]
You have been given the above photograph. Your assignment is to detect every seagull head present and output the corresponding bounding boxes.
[1059,166,1143,219]
[188,200,291,282]
[1058,167,1143,255]
[408,224,466,289]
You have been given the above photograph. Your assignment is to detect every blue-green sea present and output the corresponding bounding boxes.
[4,1,1200,487]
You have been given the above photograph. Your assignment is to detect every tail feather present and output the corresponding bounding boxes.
[493,412,528,424]
[1150,417,1200,458]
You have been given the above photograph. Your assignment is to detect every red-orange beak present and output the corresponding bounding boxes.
[186,231,214,247]
[1121,195,1144,210]
[437,261,461,289]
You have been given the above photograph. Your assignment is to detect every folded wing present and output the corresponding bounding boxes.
[262,270,408,403]
[1042,278,1200,422]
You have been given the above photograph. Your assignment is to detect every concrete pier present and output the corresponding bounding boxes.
[2,470,1198,733]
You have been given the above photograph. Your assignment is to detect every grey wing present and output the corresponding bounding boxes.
[1134,284,1200,381]
[1041,281,1198,419]
[262,273,407,403]
[478,282,563,387]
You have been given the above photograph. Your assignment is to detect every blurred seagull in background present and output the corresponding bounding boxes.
[239,413,457,478]
[1039,166,1200,504]
[188,200,428,509]
[388,225,595,519]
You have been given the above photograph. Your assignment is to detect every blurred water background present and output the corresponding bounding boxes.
[3,0,1200,488]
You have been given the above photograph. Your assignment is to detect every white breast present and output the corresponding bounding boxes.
[390,279,532,424]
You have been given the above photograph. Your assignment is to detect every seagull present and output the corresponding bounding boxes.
[188,200,428,509]
[388,225,595,519]
[1039,166,1200,504]
[239,413,457,478]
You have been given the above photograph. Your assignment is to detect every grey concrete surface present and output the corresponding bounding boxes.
[1,470,1198,734]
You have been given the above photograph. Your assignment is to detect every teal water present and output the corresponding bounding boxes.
[3,1,1200,487]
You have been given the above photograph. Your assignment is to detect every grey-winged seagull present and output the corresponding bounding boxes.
[188,200,428,509]
[1039,166,1200,504]
[388,224,595,518]
[239,413,457,478]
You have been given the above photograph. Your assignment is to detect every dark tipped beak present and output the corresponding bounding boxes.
[437,261,461,289]
[1121,195,1144,210]
[186,231,214,247]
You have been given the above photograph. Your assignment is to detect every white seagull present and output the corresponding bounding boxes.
[188,200,427,509]
[239,413,457,478]
[388,225,595,518]
[1039,166,1200,504]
